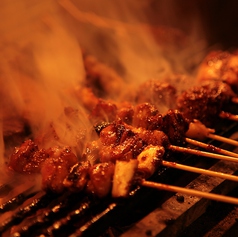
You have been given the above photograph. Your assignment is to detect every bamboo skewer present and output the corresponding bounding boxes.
[140,179,238,205]
[186,120,238,147]
[220,111,238,122]
[169,145,238,163]
[185,138,238,158]
[206,133,238,147]
[162,160,238,182]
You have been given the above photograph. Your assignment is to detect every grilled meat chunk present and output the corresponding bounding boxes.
[98,119,169,163]
[197,50,238,93]
[89,99,118,125]
[162,109,189,145]
[41,147,78,193]
[132,103,163,130]
[99,121,143,162]
[8,139,48,174]
[63,161,91,192]
[177,82,236,127]
[116,102,134,125]
[86,162,115,198]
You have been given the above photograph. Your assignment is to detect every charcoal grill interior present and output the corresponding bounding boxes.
[1,1,238,237]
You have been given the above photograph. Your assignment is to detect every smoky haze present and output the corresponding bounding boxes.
[0,0,210,167]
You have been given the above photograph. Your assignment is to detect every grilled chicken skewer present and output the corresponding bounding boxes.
[7,128,238,199]
[176,81,238,128]
[11,128,238,200]
[8,106,238,197]
[135,79,238,147]
[5,87,238,204]
[113,146,238,202]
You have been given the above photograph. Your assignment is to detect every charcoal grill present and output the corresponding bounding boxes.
[1,1,238,237]
[1,121,238,237]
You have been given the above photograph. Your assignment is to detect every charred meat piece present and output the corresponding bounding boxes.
[136,128,169,148]
[99,121,144,162]
[89,99,118,125]
[99,121,135,147]
[132,103,163,130]
[98,119,169,163]
[86,162,115,198]
[8,139,48,174]
[116,102,134,125]
[222,52,238,93]
[63,161,91,192]
[162,109,189,146]
[41,147,78,193]
[99,137,143,163]
[176,82,236,127]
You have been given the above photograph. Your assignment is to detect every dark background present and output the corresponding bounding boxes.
[150,0,238,49]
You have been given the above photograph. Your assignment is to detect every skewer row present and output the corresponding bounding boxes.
[5,36,238,207]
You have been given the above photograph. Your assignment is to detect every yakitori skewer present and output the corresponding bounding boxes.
[176,80,238,131]
[135,81,238,148]
[135,143,238,183]
[113,147,238,199]
[140,179,238,205]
